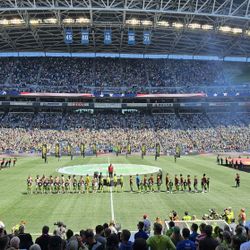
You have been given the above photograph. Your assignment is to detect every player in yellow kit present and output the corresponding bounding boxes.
[27,176,33,194]
[120,175,124,192]
[99,175,104,193]
[113,174,118,192]
[85,174,91,193]
[106,175,111,192]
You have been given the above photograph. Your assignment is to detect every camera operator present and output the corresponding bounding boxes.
[54,222,66,240]
[169,211,179,221]
[221,208,229,222]
[0,222,9,250]
[221,207,235,224]
[209,209,221,220]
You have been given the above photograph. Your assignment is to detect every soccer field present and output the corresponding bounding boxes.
[0,154,249,234]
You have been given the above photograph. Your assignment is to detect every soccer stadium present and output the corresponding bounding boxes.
[0,0,250,249]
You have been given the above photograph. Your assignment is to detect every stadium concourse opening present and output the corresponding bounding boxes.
[57,163,161,176]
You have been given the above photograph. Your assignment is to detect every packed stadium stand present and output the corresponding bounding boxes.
[0,111,249,154]
[1,57,250,95]
[0,57,250,155]
[0,55,249,155]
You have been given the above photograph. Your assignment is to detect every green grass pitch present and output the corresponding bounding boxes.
[0,154,249,234]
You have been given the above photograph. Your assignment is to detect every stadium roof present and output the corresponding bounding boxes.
[1,0,250,57]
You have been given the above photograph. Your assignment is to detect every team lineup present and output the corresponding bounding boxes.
[26,163,214,194]
[0,158,17,169]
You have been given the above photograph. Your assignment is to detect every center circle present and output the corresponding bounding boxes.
[57,164,161,176]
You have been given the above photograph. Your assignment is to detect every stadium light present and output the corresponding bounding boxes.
[29,19,42,25]
[188,23,201,29]
[0,19,9,25]
[126,19,140,25]
[201,24,213,30]
[44,18,57,24]
[172,22,184,28]
[63,18,75,24]
[231,28,242,34]
[246,30,250,36]
[141,20,153,26]
[75,18,90,24]
[219,26,232,33]
[156,21,169,27]
[10,18,24,25]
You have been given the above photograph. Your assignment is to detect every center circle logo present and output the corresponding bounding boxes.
[57,164,161,176]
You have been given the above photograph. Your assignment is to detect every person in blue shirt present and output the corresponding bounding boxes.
[143,215,151,235]
[189,223,199,242]
[136,174,140,192]
[134,222,149,240]
[119,229,133,250]
[177,228,195,250]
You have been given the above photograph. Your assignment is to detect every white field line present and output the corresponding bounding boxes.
[110,186,115,221]
[108,156,115,221]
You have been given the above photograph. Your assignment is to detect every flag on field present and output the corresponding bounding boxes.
[42,144,47,159]
[141,144,146,156]
[156,143,160,157]
[67,143,72,156]
[127,143,131,154]
[55,143,60,158]
[175,144,181,158]
[93,143,97,155]
[80,143,85,156]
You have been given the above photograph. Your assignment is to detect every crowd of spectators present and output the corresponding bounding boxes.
[0,57,249,94]
[0,208,249,250]
[0,111,249,154]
